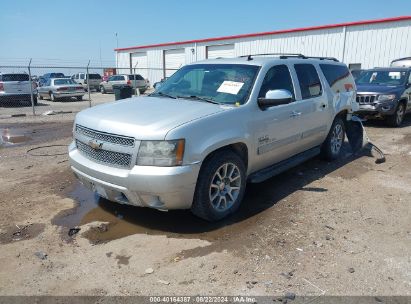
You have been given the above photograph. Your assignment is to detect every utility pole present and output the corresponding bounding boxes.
[28,58,35,115]
[86,60,91,107]
[115,32,119,72]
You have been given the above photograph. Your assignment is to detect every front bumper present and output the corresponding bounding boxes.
[68,142,200,210]
[355,100,398,116]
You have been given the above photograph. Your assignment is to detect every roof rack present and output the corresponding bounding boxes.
[239,53,339,62]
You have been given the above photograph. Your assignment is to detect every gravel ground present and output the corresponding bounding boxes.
[0,111,410,296]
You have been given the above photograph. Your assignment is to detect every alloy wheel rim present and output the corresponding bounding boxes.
[396,105,404,125]
[209,162,241,212]
[330,123,343,155]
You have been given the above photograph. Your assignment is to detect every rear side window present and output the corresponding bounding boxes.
[320,64,353,93]
[135,74,144,80]
[1,74,30,81]
[258,65,295,99]
[294,64,322,99]
[80,74,85,80]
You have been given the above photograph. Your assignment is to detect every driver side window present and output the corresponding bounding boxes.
[258,65,295,99]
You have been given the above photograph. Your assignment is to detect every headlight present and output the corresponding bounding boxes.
[137,139,185,166]
[377,94,396,101]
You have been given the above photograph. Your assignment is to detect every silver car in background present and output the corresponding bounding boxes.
[37,78,85,101]
[99,74,148,94]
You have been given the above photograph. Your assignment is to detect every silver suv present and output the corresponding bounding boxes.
[0,73,37,106]
[69,55,358,221]
[99,74,148,94]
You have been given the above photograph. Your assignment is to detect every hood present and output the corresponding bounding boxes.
[75,96,227,140]
[356,84,404,95]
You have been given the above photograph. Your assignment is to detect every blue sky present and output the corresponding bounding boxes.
[0,0,410,67]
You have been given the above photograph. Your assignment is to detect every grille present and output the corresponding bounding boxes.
[76,125,135,147]
[356,95,376,104]
[76,140,132,168]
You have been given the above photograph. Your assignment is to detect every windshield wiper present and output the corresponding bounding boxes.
[177,95,220,105]
[149,92,176,99]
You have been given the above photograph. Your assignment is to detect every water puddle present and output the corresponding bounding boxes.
[0,128,31,147]
[53,182,281,245]
[0,223,45,244]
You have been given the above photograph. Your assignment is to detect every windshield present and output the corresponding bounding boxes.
[54,79,76,85]
[152,64,260,105]
[356,70,407,85]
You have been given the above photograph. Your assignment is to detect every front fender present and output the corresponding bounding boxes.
[165,108,252,168]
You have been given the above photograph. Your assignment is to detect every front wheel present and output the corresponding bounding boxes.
[386,102,405,127]
[321,117,345,161]
[191,150,246,221]
[100,86,106,94]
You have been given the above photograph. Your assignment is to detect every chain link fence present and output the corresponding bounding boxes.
[0,63,178,118]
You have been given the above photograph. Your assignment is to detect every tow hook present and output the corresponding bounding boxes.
[345,115,386,164]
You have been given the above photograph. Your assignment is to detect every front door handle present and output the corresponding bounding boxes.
[290,111,302,118]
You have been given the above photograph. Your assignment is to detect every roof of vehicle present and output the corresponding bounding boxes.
[391,57,411,62]
[365,67,411,71]
[192,55,344,66]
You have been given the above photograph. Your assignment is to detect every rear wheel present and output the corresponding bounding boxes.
[38,93,43,100]
[386,102,405,127]
[100,86,106,94]
[76,95,83,101]
[321,117,345,161]
[191,150,246,221]
[50,92,55,102]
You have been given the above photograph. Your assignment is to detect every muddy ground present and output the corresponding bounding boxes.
[0,116,410,296]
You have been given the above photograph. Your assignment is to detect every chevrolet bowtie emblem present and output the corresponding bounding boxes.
[88,139,103,150]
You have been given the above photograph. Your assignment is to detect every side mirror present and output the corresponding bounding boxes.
[258,89,293,110]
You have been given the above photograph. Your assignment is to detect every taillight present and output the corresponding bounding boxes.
[127,80,131,85]
[0,82,3,91]
[57,87,68,91]
[76,86,83,90]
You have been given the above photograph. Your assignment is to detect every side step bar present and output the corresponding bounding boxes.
[248,146,321,183]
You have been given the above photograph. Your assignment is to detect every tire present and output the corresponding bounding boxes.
[321,116,345,161]
[386,102,405,127]
[191,150,246,221]
[76,95,83,101]
[100,86,106,94]
[50,92,56,102]
[38,93,43,100]
[33,95,37,106]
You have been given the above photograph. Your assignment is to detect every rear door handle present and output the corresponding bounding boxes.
[290,111,302,118]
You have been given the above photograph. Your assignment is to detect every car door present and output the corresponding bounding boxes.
[290,63,329,152]
[253,64,303,170]
[105,75,117,91]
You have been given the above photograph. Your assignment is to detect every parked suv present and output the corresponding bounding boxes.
[0,73,37,106]
[99,74,148,94]
[72,73,102,91]
[69,55,358,221]
[355,67,411,127]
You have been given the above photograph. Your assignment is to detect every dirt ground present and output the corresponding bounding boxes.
[0,113,410,297]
